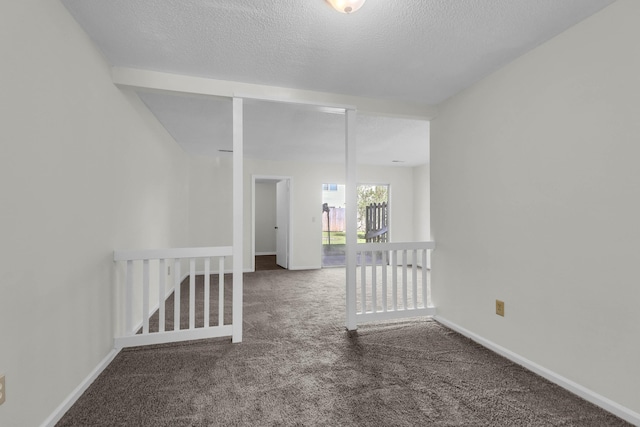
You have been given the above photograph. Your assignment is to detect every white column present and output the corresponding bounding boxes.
[232,97,244,343]
[345,109,357,331]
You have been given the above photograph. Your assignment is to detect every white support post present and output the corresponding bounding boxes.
[232,97,244,343]
[345,108,357,330]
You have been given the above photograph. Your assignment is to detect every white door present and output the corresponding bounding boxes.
[276,179,289,268]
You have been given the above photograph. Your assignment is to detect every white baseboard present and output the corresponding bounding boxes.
[41,348,120,427]
[433,316,640,426]
[255,252,276,256]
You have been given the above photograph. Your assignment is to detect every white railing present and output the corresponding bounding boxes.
[354,241,435,324]
[113,246,237,348]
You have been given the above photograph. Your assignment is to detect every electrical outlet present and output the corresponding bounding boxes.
[496,300,505,317]
[0,374,5,405]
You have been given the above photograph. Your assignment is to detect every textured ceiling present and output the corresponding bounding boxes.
[61,0,615,166]
[138,93,429,166]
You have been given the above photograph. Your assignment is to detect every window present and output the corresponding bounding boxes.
[322,183,338,191]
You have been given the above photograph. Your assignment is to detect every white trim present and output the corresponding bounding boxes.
[356,241,435,252]
[357,307,436,323]
[433,316,640,426]
[251,175,294,273]
[115,326,233,349]
[111,67,438,120]
[114,246,232,261]
[255,252,276,256]
[236,94,353,113]
[40,349,120,427]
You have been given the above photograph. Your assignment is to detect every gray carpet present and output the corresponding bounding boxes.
[57,268,630,426]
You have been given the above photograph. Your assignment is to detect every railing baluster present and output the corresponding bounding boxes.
[422,249,428,308]
[174,260,181,331]
[381,250,387,312]
[159,259,166,333]
[372,251,377,313]
[360,252,366,313]
[218,257,225,326]
[125,260,133,336]
[392,250,398,311]
[142,259,150,334]
[189,258,196,330]
[412,249,418,309]
[204,257,210,328]
[402,250,408,310]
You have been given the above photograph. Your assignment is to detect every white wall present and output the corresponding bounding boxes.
[186,156,418,270]
[255,182,277,254]
[431,0,640,416]
[188,155,233,248]
[245,159,419,270]
[0,1,189,425]
[412,164,431,241]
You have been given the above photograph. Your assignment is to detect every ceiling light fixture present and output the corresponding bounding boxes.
[326,0,366,14]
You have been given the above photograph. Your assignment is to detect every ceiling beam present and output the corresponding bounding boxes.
[111,67,438,120]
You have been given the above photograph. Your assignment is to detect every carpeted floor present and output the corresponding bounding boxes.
[57,268,630,426]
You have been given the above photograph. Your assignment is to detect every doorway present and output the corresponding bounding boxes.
[252,175,292,272]
[321,183,389,267]
[321,183,346,267]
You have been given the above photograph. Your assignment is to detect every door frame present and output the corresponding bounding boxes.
[251,175,293,272]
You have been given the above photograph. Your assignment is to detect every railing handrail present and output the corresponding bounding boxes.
[356,241,435,252]
[114,246,233,262]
